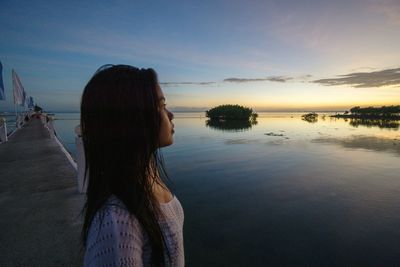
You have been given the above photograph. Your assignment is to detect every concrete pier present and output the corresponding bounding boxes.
[0,117,84,266]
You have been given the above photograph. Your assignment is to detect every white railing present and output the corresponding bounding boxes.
[2,112,87,193]
[0,117,7,143]
[40,113,47,124]
[24,112,87,193]
[16,112,32,129]
[46,115,86,193]
[45,114,55,138]
[75,125,87,193]
[1,111,35,143]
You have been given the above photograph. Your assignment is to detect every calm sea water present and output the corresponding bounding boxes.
[54,112,400,266]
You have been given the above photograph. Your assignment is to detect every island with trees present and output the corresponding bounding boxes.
[206,104,258,120]
[205,104,258,131]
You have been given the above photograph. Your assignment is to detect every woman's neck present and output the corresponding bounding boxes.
[149,164,173,204]
[152,181,173,204]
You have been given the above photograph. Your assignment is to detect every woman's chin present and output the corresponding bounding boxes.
[159,138,173,148]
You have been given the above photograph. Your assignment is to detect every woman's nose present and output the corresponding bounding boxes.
[168,110,174,120]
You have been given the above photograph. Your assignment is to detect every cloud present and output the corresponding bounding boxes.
[313,68,400,88]
[34,27,277,74]
[368,0,400,26]
[161,67,398,89]
[160,81,216,87]
[169,106,209,112]
[224,76,292,83]
[160,74,312,87]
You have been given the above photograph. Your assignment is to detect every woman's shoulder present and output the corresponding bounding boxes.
[104,194,129,212]
[159,195,184,226]
[84,196,149,266]
[88,195,146,239]
[86,196,147,249]
[91,194,184,227]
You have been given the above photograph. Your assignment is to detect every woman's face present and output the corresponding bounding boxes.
[156,84,174,147]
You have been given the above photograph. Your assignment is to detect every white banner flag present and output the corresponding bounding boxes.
[12,69,25,106]
[28,96,34,108]
[0,61,5,100]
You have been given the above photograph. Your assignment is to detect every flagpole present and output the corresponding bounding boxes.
[12,70,19,127]
[11,69,26,128]
[14,102,17,126]
[12,70,17,125]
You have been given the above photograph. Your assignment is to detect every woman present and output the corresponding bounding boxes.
[81,64,184,266]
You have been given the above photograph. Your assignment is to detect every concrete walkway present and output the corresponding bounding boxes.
[0,117,84,266]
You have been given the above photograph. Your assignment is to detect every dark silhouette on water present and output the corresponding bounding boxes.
[302,112,318,123]
[264,132,285,137]
[34,104,43,113]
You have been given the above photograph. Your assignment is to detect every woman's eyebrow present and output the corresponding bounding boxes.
[159,97,166,102]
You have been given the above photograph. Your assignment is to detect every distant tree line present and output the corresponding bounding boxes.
[206,104,258,120]
[349,105,400,116]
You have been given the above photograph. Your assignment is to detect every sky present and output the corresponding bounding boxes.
[0,0,399,112]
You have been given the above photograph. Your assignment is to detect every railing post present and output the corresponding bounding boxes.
[0,117,7,142]
[16,114,23,129]
[40,113,47,124]
[46,115,55,138]
[75,125,87,193]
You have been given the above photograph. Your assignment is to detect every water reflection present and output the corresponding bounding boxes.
[224,138,261,145]
[312,135,400,156]
[348,118,400,130]
[205,119,257,132]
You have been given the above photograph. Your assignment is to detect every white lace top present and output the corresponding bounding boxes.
[84,195,184,267]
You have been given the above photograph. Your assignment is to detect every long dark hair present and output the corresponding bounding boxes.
[80,64,171,266]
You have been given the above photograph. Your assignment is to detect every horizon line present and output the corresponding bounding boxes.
[0,109,357,114]
[2,104,399,114]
